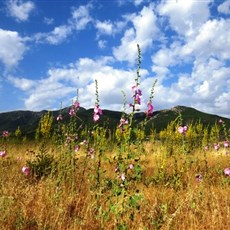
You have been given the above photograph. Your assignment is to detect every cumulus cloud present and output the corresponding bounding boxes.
[7,0,35,22]
[158,0,212,38]
[218,0,230,15]
[0,29,27,68]
[113,4,159,64]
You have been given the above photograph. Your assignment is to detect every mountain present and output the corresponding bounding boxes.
[0,106,229,137]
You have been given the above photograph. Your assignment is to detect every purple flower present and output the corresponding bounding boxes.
[69,108,76,116]
[204,145,209,151]
[22,166,30,176]
[74,145,80,152]
[224,141,229,148]
[224,168,230,176]
[178,126,187,135]
[214,143,220,151]
[73,101,80,109]
[146,102,154,116]
[196,174,203,182]
[93,104,102,122]
[0,150,6,157]
[2,131,9,138]
[57,114,63,121]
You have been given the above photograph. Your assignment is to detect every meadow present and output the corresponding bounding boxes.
[0,46,230,230]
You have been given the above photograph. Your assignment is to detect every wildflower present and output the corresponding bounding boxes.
[214,143,220,151]
[93,104,102,122]
[129,164,134,170]
[195,174,203,182]
[146,101,154,116]
[56,114,63,121]
[0,150,6,157]
[73,101,80,109]
[204,145,209,151]
[2,131,9,138]
[89,148,95,159]
[178,126,187,135]
[120,173,125,181]
[69,108,76,116]
[22,166,30,176]
[74,145,80,152]
[119,117,129,131]
[219,119,223,124]
[224,141,229,148]
[224,168,230,176]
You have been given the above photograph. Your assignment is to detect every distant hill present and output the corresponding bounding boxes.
[0,105,229,137]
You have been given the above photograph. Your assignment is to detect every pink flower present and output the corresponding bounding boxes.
[73,101,80,109]
[195,174,203,182]
[146,102,154,116]
[93,104,102,122]
[219,119,223,124]
[204,145,209,151]
[214,143,220,151]
[224,168,230,176]
[22,166,30,176]
[120,173,125,181]
[224,141,229,148]
[129,164,134,170]
[57,114,63,121]
[0,150,6,157]
[69,108,76,116]
[74,145,80,152]
[2,131,9,138]
[178,126,187,135]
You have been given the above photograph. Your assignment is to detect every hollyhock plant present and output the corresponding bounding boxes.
[224,168,230,176]
[0,150,6,157]
[69,108,76,116]
[224,141,229,148]
[93,104,102,122]
[2,131,9,138]
[22,166,30,176]
[178,126,187,135]
[214,143,220,151]
[146,101,154,116]
[195,174,203,182]
[56,114,63,121]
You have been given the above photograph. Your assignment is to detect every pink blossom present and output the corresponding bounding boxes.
[214,143,220,151]
[178,126,187,135]
[69,108,76,116]
[22,166,30,176]
[0,150,6,157]
[93,104,102,122]
[74,145,80,152]
[204,145,209,151]
[120,173,125,181]
[2,131,9,138]
[224,168,230,176]
[57,114,63,121]
[73,101,80,109]
[129,164,134,170]
[195,174,203,182]
[224,141,229,148]
[146,102,154,116]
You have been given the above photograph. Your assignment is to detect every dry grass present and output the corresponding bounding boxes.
[0,140,230,230]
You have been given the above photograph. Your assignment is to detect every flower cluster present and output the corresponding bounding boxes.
[69,100,80,117]
[129,85,142,111]
[0,150,6,157]
[119,117,129,131]
[145,101,154,117]
[93,103,102,122]
[178,126,188,135]
[224,168,230,176]
[22,166,30,176]
[2,130,9,138]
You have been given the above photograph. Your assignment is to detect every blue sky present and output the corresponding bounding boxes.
[0,0,230,118]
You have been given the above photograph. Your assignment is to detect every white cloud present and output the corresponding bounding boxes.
[7,0,35,22]
[113,4,159,64]
[158,0,212,38]
[43,17,54,25]
[0,29,27,68]
[70,4,92,30]
[95,20,113,35]
[218,0,230,15]
[98,40,107,49]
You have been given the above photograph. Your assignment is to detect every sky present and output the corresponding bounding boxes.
[0,0,230,118]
